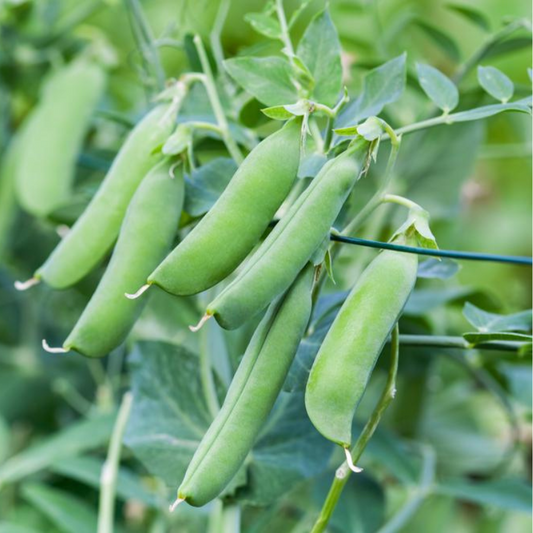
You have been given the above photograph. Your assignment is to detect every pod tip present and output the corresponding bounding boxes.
[169,497,185,512]
[344,447,363,473]
[189,313,211,332]
[42,339,68,354]
[14,277,40,291]
[125,283,151,300]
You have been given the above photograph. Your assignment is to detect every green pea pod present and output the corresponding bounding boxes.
[204,138,369,330]
[305,246,418,448]
[176,263,314,507]
[46,159,183,358]
[15,57,106,217]
[33,102,178,289]
[147,118,301,296]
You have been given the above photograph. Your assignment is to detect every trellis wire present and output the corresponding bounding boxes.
[330,234,532,266]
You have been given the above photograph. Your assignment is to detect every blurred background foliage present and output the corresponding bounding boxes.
[0,0,531,532]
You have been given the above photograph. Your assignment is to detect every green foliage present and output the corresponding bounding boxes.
[0,0,531,532]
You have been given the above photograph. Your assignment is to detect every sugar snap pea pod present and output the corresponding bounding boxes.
[140,117,301,297]
[175,263,314,508]
[15,57,106,217]
[43,159,184,358]
[305,243,418,449]
[28,102,179,289]
[200,138,369,331]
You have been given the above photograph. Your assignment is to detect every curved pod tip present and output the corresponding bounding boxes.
[169,497,185,512]
[14,277,40,291]
[125,283,151,300]
[189,313,212,333]
[42,339,69,354]
[344,447,363,473]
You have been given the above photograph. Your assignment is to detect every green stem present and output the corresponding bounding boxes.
[382,194,420,211]
[311,325,401,533]
[209,0,231,84]
[97,392,133,533]
[275,0,295,55]
[398,334,524,352]
[193,35,244,164]
[222,503,241,533]
[453,19,530,84]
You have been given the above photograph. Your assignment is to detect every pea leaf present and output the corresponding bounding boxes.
[184,157,237,217]
[477,66,514,103]
[297,9,342,107]
[417,258,460,279]
[483,36,532,61]
[446,4,490,31]
[337,54,406,127]
[463,302,532,333]
[21,483,98,533]
[416,63,459,112]
[414,19,461,62]
[244,12,281,40]
[224,56,298,106]
[436,478,533,512]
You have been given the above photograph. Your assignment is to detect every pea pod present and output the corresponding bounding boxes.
[202,138,369,330]
[144,118,301,296]
[30,102,179,289]
[305,244,418,449]
[15,57,106,217]
[43,159,184,358]
[176,263,314,507]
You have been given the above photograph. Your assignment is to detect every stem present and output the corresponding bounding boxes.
[382,194,420,211]
[193,35,244,164]
[125,0,166,93]
[222,503,241,533]
[210,0,231,81]
[275,0,295,55]
[200,323,220,419]
[398,334,524,353]
[453,19,529,84]
[311,325,400,533]
[97,392,133,533]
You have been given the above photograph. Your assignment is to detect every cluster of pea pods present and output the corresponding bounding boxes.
[13,60,419,508]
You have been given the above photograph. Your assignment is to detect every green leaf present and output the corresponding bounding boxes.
[500,363,532,407]
[21,483,98,533]
[446,4,490,31]
[244,12,282,40]
[262,100,309,120]
[224,56,298,106]
[356,116,383,141]
[463,302,532,333]
[0,412,115,487]
[337,54,406,127]
[0,524,42,533]
[414,20,461,62]
[416,63,459,112]
[436,478,532,512]
[50,456,160,507]
[463,331,532,344]
[477,66,514,103]
[297,9,342,107]
[298,152,327,178]
[184,157,237,217]
[417,258,460,279]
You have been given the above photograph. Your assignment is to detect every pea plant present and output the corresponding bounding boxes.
[0,0,532,532]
